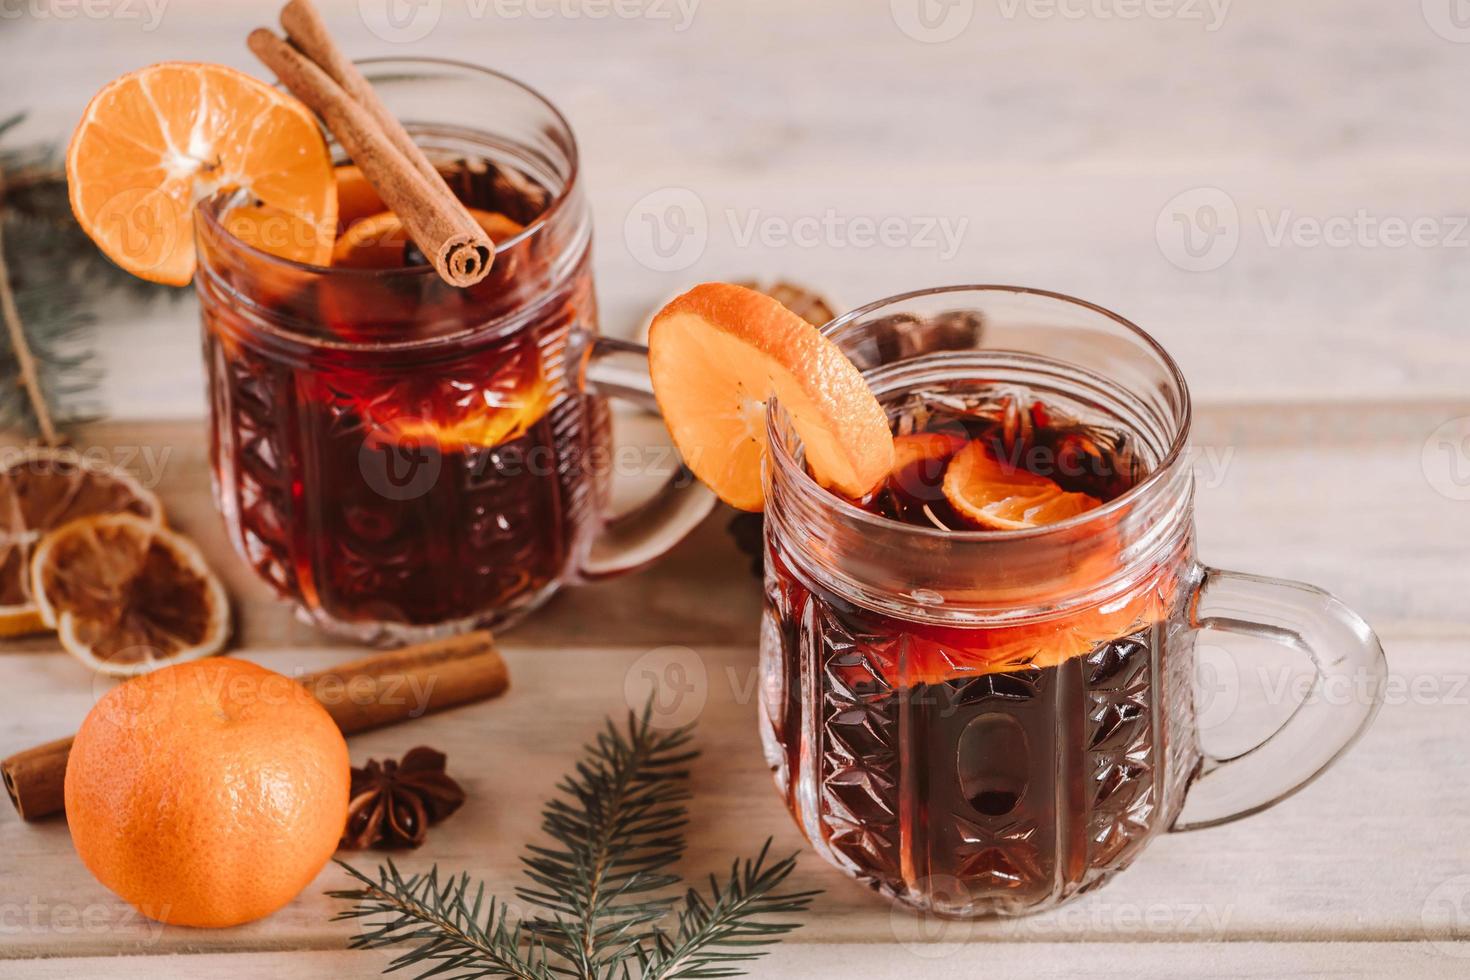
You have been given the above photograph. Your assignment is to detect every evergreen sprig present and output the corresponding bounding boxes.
[330,707,819,980]
[0,112,181,440]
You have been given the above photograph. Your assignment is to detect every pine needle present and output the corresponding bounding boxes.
[0,113,182,440]
[331,704,819,980]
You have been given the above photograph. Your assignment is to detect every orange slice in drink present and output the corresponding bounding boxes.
[942,440,1101,530]
[334,164,386,229]
[223,201,335,268]
[67,62,337,285]
[332,209,523,269]
[31,513,230,676]
[648,283,894,511]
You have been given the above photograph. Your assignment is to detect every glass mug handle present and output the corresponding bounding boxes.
[1173,567,1387,831]
[569,332,717,579]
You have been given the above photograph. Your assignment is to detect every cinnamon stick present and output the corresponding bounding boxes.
[1,631,508,822]
[280,0,443,190]
[247,26,494,287]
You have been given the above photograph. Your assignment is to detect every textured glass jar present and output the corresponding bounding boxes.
[759,286,1386,916]
[196,59,710,643]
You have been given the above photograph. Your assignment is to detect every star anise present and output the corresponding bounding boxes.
[341,747,466,850]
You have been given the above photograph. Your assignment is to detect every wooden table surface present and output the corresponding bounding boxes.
[3,0,1470,977]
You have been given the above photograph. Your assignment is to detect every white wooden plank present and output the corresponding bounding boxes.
[6,942,1470,979]
[2,633,1469,958]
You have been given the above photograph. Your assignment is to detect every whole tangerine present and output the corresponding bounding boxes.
[65,658,350,928]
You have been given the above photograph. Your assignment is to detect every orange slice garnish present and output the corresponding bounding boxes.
[0,449,163,638]
[31,513,230,677]
[648,283,894,511]
[942,440,1101,530]
[67,62,336,285]
[331,209,524,269]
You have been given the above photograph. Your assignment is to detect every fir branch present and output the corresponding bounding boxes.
[331,706,818,980]
[637,844,820,980]
[0,112,183,440]
[329,859,556,980]
[0,179,56,444]
[518,708,698,974]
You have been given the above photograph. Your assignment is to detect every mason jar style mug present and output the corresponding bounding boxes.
[758,285,1386,916]
[195,59,712,643]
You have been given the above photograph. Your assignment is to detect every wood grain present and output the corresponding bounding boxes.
[3,1,1467,974]
[7,943,1470,980]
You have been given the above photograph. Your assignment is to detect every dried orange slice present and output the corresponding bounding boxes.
[67,62,337,285]
[31,514,230,677]
[648,283,894,511]
[0,449,163,637]
[332,208,523,269]
[942,440,1101,530]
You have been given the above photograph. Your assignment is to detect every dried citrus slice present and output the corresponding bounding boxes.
[332,208,523,269]
[31,514,230,677]
[648,282,894,511]
[0,449,163,637]
[942,440,1102,530]
[67,62,337,285]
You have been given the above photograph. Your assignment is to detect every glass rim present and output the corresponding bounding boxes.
[194,56,583,352]
[765,283,1194,542]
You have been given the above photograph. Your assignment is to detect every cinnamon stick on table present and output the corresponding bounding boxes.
[1,631,508,822]
[247,19,494,287]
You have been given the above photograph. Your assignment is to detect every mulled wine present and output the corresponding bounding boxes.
[761,363,1199,915]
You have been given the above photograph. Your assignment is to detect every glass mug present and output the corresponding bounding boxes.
[195,59,713,643]
[759,286,1386,916]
